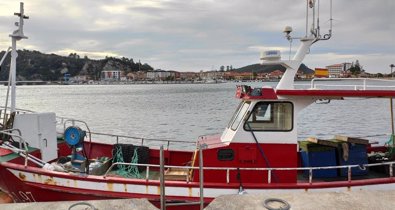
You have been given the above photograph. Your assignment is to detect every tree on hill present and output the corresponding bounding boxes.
[349,60,363,75]
[0,50,154,81]
[235,63,313,74]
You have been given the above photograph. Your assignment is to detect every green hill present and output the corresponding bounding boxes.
[236,63,314,74]
[0,50,154,81]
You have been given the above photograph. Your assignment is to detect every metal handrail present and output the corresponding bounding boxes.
[0,107,75,128]
[0,129,29,166]
[310,78,395,90]
[87,131,195,149]
[158,144,204,210]
[0,108,194,149]
[0,106,35,113]
[103,161,395,185]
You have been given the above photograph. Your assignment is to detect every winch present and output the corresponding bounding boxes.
[64,126,87,170]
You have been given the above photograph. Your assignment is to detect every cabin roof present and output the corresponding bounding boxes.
[236,85,395,100]
[276,89,395,98]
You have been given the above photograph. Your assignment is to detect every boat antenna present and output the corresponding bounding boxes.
[316,0,333,41]
[317,0,320,38]
[8,2,29,113]
[324,0,334,40]
[305,0,308,37]
[284,0,334,58]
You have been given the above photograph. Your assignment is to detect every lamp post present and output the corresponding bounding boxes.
[391,64,395,79]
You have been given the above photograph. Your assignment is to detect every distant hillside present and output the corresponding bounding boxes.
[0,50,154,81]
[236,63,314,74]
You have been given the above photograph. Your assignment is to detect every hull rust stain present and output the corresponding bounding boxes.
[32,174,42,183]
[188,187,192,197]
[18,172,26,181]
[107,183,114,191]
[44,177,57,185]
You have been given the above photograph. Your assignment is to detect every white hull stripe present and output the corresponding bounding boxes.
[8,169,395,198]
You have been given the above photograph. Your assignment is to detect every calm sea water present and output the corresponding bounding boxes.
[0,82,393,145]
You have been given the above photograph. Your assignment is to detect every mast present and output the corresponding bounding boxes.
[9,2,29,112]
[261,0,333,90]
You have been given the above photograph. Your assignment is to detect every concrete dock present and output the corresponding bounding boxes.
[206,190,395,210]
[1,190,395,209]
[0,198,158,210]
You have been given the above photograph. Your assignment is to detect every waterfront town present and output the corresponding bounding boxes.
[2,50,391,85]
[69,61,389,84]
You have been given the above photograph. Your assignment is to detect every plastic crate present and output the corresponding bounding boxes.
[338,143,368,176]
[300,149,338,178]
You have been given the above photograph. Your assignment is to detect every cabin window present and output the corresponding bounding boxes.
[244,102,293,131]
[217,149,234,161]
[229,101,250,131]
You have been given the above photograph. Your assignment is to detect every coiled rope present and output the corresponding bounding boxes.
[68,202,97,210]
[263,198,290,210]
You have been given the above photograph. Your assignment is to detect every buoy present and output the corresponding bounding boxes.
[0,191,13,203]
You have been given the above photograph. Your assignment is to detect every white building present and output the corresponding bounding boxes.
[70,75,89,83]
[146,70,174,80]
[326,63,352,78]
[101,70,122,81]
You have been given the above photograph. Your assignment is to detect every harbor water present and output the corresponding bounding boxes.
[0,81,393,146]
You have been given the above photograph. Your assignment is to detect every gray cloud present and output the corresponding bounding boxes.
[0,0,394,72]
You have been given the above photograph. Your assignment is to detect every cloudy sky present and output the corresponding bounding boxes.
[0,0,394,73]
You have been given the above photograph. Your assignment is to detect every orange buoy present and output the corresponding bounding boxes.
[0,191,14,203]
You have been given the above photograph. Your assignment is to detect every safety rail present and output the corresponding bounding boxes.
[103,160,395,185]
[0,129,30,166]
[0,107,75,129]
[86,131,195,150]
[308,78,395,90]
[0,106,36,114]
[1,108,195,150]
[0,107,34,126]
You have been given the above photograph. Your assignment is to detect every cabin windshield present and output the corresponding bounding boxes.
[228,101,250,130]
[244,101,293,131]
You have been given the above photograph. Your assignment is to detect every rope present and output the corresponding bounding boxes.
[130,147,141,178]
[245,122,279,183]
[263,198,290,210]
[113,145,141,178]
[386,134,395,159]
[68,202,98,210]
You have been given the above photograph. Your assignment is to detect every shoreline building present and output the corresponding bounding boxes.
[326,63,352,78]
[101,70,124,81]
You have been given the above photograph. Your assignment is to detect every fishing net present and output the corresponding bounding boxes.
[386,134,395,160]
[112,145,141,178]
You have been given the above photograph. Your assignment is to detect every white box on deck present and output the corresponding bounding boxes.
[12,113,58,162]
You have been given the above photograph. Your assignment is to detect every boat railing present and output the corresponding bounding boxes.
[86,131,195,149]
[0,106,34,125]
[0,106,75,129]
[1,108,194,149]
[0,129,30,166]
[305,78,395,90]
[59,118,195,149]
[103,160,395,185]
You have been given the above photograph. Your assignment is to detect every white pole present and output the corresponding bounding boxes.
[10,38,17,112]
[8,2,28,113]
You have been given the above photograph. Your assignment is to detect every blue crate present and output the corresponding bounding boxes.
[300,150,338,178]
[338,144,368,176]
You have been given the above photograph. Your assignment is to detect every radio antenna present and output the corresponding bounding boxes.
[9,2,29,112]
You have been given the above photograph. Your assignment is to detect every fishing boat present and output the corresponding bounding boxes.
[1,1,395,210]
